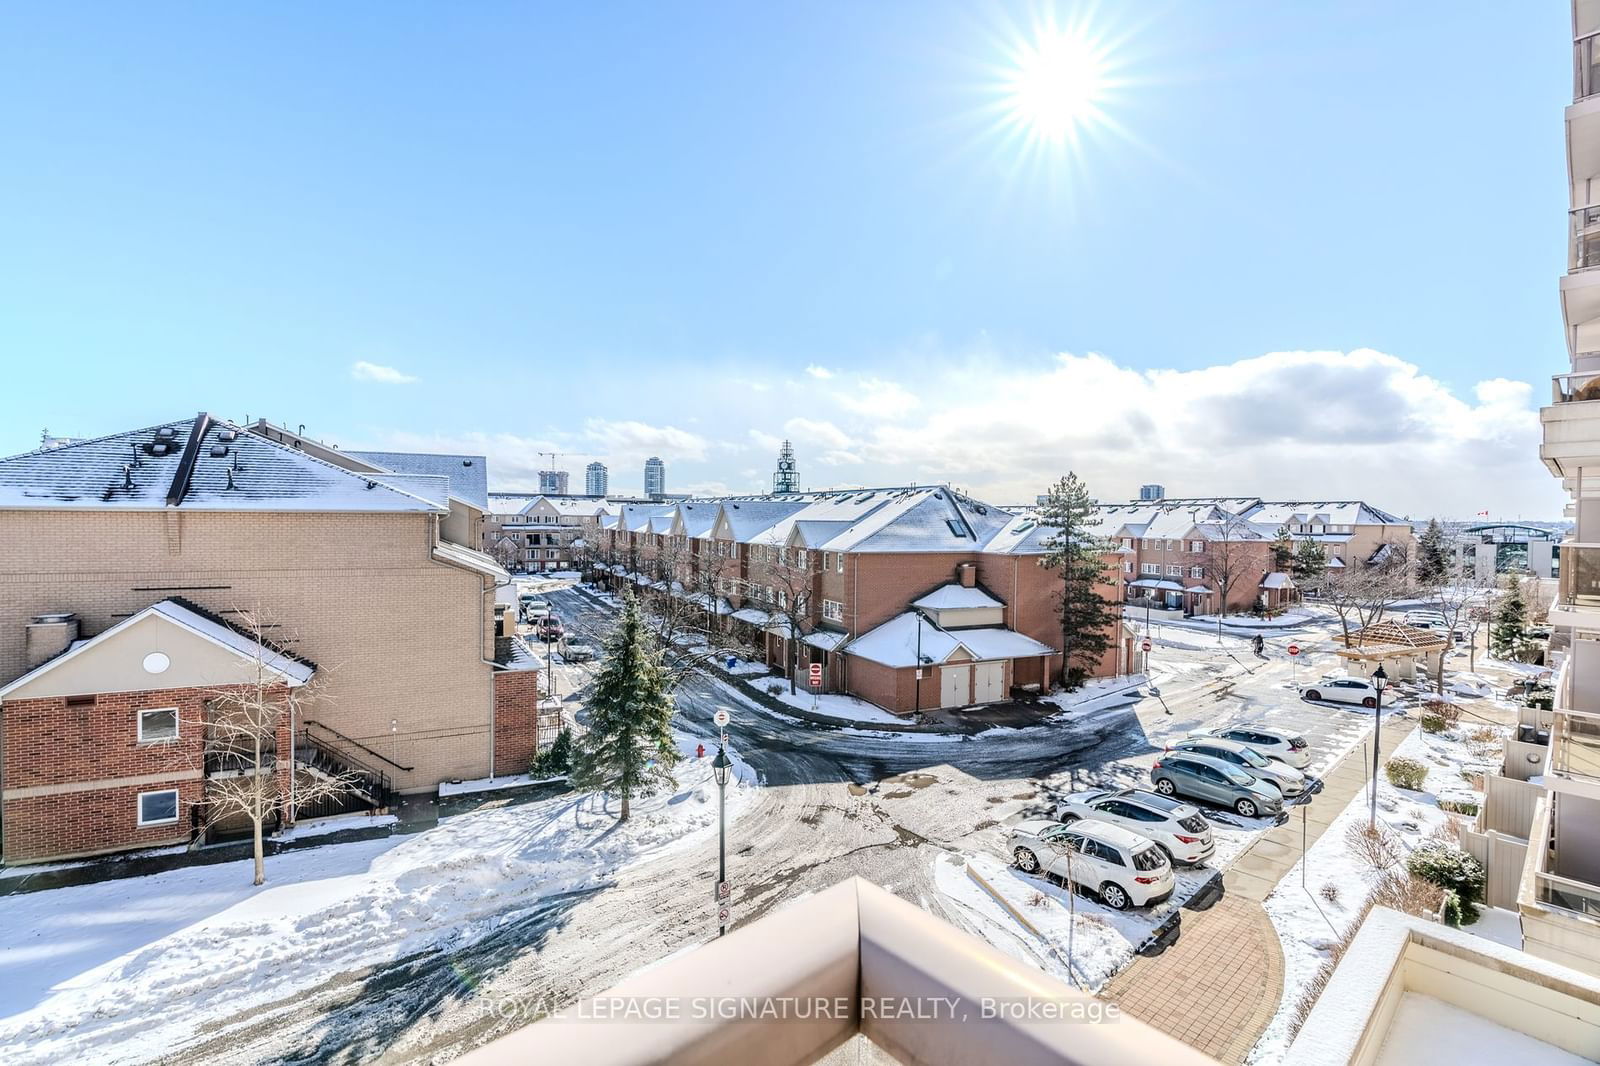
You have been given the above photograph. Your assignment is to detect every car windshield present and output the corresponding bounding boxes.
[1238,747,1270,767]
[1222,766,1253,786]
[1131,847,1167,872]
[1038,825,1072,843]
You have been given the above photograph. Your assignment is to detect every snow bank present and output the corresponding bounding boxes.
[0,733,757,1066]
[748,681,910,725]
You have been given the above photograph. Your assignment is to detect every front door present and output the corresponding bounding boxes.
[972,661,1005,704]
[940,665,970,708]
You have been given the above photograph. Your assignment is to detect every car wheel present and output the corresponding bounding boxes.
[1155,843,1175,866]
[1014,847,1040,873]
[1100,882,1131,910]
[1362,697,1377,709]
[1306,689,1322,702]
[1057,813,1079,825]
[1154,778,1176,796]
[1235,798,1259,819]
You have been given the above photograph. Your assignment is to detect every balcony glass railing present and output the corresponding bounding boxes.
[1552,710,1600,782]
[1573,206,1600,271]
[1554,371,1600,403]
[1579,32,1600,102]
[1534,793,1600,919]
[1558,543,1600,608]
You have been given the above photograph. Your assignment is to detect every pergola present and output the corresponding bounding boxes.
[1336,619,1449,681]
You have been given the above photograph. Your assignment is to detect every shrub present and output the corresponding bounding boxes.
[1421,699,1461,728]
[1385,756,1428,791]
[1319,883,1341,906]
[1369,869,1446,920]
[531,727,573,777]
[766,679,785,696]
[1439,888,1464,928]
[1420,712,1448,734]
[1345,821,1403,874]
[1439,798,1480,817]
[1466,725,1499,745]
[1407,843,1485,923]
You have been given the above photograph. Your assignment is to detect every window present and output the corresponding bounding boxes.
[1166,565,1181,577]
[1189,565,1204,579]
[795,548,807,569]
[547,549,558,559]
[1140,563,1160,575]
[137,707,178,743]
[1141,538,1151,549]
[137,789,180,827]
[823,551,832,571]
[836,552,844,574]
[822,599,844,622]
[1189,540,1204,553]
[1122,561,1133,574]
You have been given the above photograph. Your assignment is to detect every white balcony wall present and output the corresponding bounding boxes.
[1557,793,1600,886]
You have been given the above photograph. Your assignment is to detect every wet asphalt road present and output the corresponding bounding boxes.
[169,587,1357,1066]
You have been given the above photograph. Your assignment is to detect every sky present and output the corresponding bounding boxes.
[0,2,1574,518]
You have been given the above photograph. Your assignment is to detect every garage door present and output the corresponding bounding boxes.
[972,661,1005,704]
[939,665,970,708]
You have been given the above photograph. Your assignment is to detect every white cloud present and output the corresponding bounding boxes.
[783,417,854,451]
[582,419,709,462]
[836,377,920,420]
[805,365,835,379]
[350,361,418,385]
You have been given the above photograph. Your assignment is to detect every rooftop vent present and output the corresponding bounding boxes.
[463,459,474,467]
[217,428,238,442]
[156,426,177,439]
[147,441,172,456]
[209,445,229,458]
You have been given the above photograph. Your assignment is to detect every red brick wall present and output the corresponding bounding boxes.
[4,778,202,862]
[493,669,543,775]
[845,552,978,634]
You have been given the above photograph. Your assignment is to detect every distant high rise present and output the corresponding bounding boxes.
[1139,484,1166,501]
[644,456,666,498]
[585,461,608,496]
[773,440,798,493]
[538,470,569,494]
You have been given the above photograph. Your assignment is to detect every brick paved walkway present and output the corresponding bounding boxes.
[1103,895,1282,1063]
[1104,720,1419,1063]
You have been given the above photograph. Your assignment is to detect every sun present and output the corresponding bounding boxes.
[1004,27,1109,145]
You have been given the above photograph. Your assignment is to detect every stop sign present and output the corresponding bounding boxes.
[1141,639,1152,652]
[1287,643,1301,657]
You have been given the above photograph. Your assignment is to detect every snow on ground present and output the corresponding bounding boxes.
[0,732,758,1066]
[1248,723,1501,1065]
[747,681,910,725]
[1187,611,1317,630]
[1040,674,1146,716]
[437,772,565,798]
[1372,993,1590,1066]
[274,811,398,841]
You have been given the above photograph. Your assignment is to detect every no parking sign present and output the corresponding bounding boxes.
[1287,643,1301,657]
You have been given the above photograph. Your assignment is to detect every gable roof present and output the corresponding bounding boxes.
[0,415,448,514]
[345,449,489,511]
[912,584,1004,611]
[0,598,316,699]
[843,611,1054,668]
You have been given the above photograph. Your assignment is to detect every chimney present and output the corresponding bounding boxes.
[956,562,976,588]
[25,612,80,670]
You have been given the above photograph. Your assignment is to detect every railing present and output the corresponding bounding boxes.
[1535,793,1600,919]
[203,744,277,776]
[302,719,413,773]
[1559,542,1600,608]
[1552,709,1600,784]
[1574,206,1600,272]
[1579,31,1600,102]
[1554,371,1600,403]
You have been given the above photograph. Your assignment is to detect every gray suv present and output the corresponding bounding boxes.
[1167,738,1308,798]
[1151,750,1284,820]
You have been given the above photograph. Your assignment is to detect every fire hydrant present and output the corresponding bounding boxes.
[696,743,706,759]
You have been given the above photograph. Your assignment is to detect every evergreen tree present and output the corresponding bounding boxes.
[569,593,679,821]
[1417,519,1449,586]
[1293,538,1327,583]
[1038,473,1119,691]
[532,726,573,777]
[1270,525,1295,573]
[1490,581,1527,660]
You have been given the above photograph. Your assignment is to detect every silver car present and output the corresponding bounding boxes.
[1151,750,1284,820]
[1191,725,1310,770]
[1168,738,1307,798]
[1053,788,1215,866]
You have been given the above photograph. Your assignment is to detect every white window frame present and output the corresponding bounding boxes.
[137,788,180,827]
[1140,563,1160,576]
[1166,565,1181,577]
[822,599,844,622]
[1122,560,1133,573]
[1190,565,1204,579]
[836,552,844,573]
[137,706,179,744]
[1189,540,1204,553]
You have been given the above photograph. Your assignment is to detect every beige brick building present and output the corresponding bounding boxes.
[0,414,546,863]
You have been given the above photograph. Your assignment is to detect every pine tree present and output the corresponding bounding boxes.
[1293,538,1327,583]
[1038,473,1119,691]
[1270,525,1294,573]
[569,593,679,821]
[1417,519,1449,587]
[1490,582,1527,660]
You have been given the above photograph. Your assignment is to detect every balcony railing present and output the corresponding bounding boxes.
[1532,794,1600,920]
[1573,206,1600,272]
[1551,710,1600,783]
[1580,31,1600,102]
[1554,370,1600,403]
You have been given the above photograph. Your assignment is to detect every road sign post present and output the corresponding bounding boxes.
[712,708,730,728]
[1288,643,1300,688]
[1140,638,1152,675]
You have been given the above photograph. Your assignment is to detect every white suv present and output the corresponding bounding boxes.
[1053,788,1215,866]
[1006,818,1175,910]
[1303,676,1380,708]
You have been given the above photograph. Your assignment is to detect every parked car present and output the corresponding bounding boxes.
[1006,818,1175,910]
[1053,788,1215,866]
[561,641,596,663]
[1303,676,1380,708]
[1190,725,1310,769]
[536,617,565,641]
[522,598,552,623]
[1167,738,1308,798]
[1150,751,1284,820]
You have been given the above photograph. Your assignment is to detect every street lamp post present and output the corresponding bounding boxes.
[1368,664,1389,828]
[712,746,731,936]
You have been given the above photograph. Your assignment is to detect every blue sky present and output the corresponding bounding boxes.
[0,3,1572,515]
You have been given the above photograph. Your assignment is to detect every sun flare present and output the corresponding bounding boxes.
[1006,29,1107,143]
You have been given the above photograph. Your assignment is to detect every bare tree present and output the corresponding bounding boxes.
[488,536,521,573]
[1199,509,1259,632]
[178,608,357,885]
[766,547,822,695]
[1429,558,1493,694]
[1325,541,1417,645]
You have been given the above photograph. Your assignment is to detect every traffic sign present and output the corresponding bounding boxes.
[1287,643,1301,657]
[712,708,730,728]
[808,663,823,687]
[719,731,729,748]
[716,879,731,901]
[1141,639,1152,653]
[717,905,731,926]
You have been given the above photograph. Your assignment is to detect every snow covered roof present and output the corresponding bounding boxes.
[492,635,541,672]
[345,450,488,511]
[803,630,848,651]
[618,503,679,532]
[675,501,723,538]
[843,612,1053,668]
[432,540,511,581]
[488,493,540,515]
[0,415,449,514]
[1129,579,1188,592]
[1245,500,1405,527]
[731,607,772,627]
[912,584,1003,610]
[0,597,316,698]
[1260,572,1294,589]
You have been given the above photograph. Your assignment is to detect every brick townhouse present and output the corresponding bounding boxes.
[484,494,616,573]
[596,487,1136,715]
[1104,497,1414,616]
[0,414,549,864]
